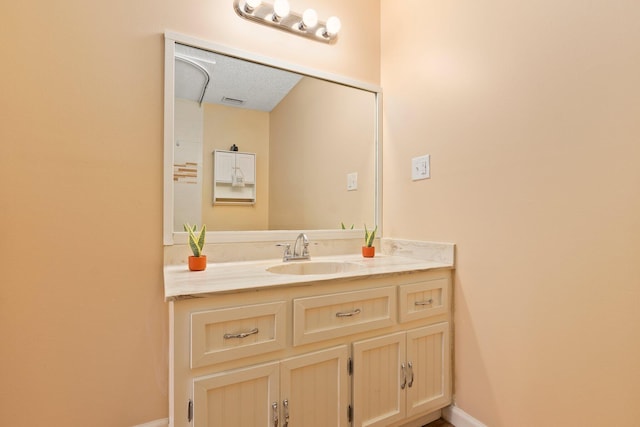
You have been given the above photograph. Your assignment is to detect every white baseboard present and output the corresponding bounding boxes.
[131,419,168,427]
[443,405,487,427]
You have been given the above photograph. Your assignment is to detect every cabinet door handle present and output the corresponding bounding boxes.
[272,402,279,427]
[336,308,361,317]
[282,399,289,427]
[223,327,259,339]
[415,298,433,306]
[407,361,414,388]
[400,363,407,389]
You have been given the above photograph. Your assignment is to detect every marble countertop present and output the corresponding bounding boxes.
[164,253,453,301]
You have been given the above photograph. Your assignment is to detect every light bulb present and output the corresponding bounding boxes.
[244,0,261,12]
[300,9,318,29]
[273,0,290,20]
[325,16,341,36]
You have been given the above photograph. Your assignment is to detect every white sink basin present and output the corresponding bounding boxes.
[266,261,362,275]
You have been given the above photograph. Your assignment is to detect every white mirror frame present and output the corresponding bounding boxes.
[163,31,382,245]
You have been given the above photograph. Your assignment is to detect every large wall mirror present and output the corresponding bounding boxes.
[164,32,381,245]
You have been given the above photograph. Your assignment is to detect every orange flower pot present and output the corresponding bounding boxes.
[188,255,207,271]
[362,246,375,258]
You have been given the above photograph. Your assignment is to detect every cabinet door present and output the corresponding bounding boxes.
[406,323,451,418]
[193,361,280,427]
[352,332,406,427]
[214,151,235,183]
[280,346,350,427]
[235,153,255,184]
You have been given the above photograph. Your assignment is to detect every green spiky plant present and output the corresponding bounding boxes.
[184,223,206,257]
[364,224,377,247]
[341,222,355,230]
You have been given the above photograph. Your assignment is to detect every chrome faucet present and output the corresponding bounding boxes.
[277,233,311,262]
[292,233,310,259]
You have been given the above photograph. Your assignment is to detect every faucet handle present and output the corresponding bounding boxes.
[301,240,318,258]
[275,243,292,261]
[275,243,291,251]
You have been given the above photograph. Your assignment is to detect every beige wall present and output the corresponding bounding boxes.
[13,0,639,424]
[0,1,380,426]
[174,99,203,230]
[269,77,376,230]
[381,0,640,425]
[202,103,270,231]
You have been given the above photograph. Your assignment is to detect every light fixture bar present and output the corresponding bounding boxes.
[233,0,341,44]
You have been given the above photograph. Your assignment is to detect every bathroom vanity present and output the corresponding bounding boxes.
[165,252,453,427]
[163,31,453,427]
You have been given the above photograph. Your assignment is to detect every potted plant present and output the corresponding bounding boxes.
[362,224,377,258]
[184,223,207,271]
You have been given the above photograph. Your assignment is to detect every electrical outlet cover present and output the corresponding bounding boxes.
[347,172,358,190]
[411,155,430,180]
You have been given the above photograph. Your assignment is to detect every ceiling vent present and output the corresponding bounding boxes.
[221,96,246,106]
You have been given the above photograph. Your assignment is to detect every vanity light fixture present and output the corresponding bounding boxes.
[299,8,318,30]
[244,0,261,12]
[233,0,341,43]
[324,15,342,37]
[272,0,290,21]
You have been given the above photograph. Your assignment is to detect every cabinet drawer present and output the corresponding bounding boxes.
[293,287,396,346]
[398,277,449,323]
[191,301,286,369]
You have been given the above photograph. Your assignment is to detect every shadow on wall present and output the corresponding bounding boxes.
[452,267,500,427]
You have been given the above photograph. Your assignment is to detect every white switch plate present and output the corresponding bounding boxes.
[412,155,430,180]
[347,172,358,191]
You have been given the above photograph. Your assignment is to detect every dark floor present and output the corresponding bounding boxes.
[424,418,455,427]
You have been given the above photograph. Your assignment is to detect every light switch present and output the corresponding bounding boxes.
[412,155,430,181]
[347,172,358,191]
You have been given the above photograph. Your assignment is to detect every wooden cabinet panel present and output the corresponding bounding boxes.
[406,323,451,417]
[281,346,350,427]
[398,277,449,323]
[352,332,406,427]
[235,153,255,184]
[352,323,451,427]
[293,286,396,346]
[192,347,350,427]
[191,301,286,368]
[213,151,235,183]
[193,361,279,427]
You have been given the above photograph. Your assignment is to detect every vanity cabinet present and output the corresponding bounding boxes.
[193,346,349,427]
[169,269,452,427]
[212,149,256,204]
[352,323,450,427]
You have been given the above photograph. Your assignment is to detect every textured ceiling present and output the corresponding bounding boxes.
[175,43,303,112]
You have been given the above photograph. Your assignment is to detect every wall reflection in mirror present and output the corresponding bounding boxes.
[172,43,377,233]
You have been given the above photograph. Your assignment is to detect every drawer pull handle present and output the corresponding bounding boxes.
[407,361,414,388]
[336,308,361,318]
[415,298,433,306]
[400,363,407,389]
[223,328,259,339]
[283,399,289,427]
[272,402,278,427]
